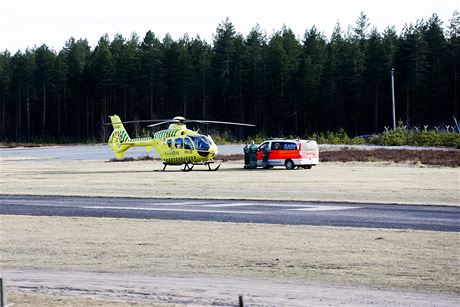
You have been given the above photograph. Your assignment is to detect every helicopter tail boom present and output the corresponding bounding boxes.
[108,115,157,159]
[108,116,132,159]
[108,115,140,159]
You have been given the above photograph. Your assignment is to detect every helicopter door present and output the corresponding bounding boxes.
[183,137,194,150]
[172,137,194,163]
[174,138,183,149]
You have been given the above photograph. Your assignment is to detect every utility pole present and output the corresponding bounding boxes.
[202,50,206,119]
[391,68,396,130]
[27,87,30,141]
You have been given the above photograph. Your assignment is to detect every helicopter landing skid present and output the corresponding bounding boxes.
[204,161,221,171]
[182,163,195,172]
[161,161,221,171]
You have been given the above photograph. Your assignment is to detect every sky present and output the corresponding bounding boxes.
[0,0,458,52]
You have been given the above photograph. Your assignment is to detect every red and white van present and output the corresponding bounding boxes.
[256,139,319,169]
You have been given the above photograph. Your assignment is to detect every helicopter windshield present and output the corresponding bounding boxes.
[189,135,211,151]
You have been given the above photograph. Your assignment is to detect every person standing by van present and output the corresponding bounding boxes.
[262,143,270,167]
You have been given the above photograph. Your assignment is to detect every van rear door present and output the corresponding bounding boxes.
[300,141,318,159]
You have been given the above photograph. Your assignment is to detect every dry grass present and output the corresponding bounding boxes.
[1,215,459,293]
[320,148,460,167]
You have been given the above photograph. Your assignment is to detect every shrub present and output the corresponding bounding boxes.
[439,132,460,148]
[307,128,459,148]
[411,131,441,147]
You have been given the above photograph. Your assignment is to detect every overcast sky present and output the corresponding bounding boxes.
[1,0,458,52]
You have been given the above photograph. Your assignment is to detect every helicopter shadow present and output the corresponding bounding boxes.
[150,166,286,172]
[39,169,159,175]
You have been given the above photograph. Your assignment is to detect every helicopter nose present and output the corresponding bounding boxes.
[209,146,218,156]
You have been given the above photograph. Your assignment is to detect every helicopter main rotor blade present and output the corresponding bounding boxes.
[104,117,255,127]
[185,120,255,127]
[104,119,173,125]
[147,120,180,128]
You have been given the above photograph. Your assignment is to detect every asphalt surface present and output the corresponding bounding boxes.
[0,144,244,160]
[1,195,459,231]
[0,143,452,161]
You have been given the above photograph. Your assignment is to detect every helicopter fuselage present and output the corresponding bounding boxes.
[151,124,218,165]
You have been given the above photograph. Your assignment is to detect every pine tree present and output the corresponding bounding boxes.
[34,44,56,138]
[211,18,237,121]
[243,25,266,128]
[425,14,448,123]
[140,30,163,119]
[62,38,91,137]
[447,11,460,120]
[302,26,326,133]
[364,28,386,132]
[91,35,113,129]
[0,51,12,138]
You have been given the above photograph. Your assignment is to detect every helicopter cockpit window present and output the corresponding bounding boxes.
[184,137,194,150]
[189,135,211,151]
[174,138,183,149]
[167,139,173,148]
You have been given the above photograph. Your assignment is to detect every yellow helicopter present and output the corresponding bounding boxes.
[107,115,254,171]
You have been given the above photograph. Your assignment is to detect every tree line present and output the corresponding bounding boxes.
[0,12,459,142]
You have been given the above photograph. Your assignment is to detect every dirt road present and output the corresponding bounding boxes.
[4,268,459,306]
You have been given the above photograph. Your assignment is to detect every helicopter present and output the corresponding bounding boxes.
[107,115,254,171]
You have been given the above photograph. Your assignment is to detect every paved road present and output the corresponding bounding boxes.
[0,144,244,160]
[1,144,452,161]
[1,195,458,231]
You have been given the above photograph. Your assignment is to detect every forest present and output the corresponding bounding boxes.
[0,12,459,142]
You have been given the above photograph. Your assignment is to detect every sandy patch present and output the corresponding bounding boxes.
[0,158,459,205]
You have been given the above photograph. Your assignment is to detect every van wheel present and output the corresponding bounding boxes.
[305,165,312,169]
[285,160,295,170]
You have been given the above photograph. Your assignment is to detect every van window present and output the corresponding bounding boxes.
[281,142,298,150]
[174,138,183,149]
[167,139,173,148]
[302,141,317,150]
[184,137,194,150]
[271,142,281,150]
[259,142,269,151]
